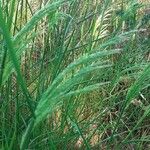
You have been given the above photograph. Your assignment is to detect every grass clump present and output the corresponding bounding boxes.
[0,0,150,149]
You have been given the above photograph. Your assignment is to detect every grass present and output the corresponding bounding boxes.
[0,0,150,149]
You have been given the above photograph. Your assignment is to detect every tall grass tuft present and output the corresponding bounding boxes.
[0,0,149,149]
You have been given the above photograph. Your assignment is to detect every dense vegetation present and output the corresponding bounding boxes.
[0,0,150,149]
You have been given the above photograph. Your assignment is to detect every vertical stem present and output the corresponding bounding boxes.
[20,119,35,150]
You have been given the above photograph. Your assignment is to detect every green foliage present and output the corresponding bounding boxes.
[0,0,149,149]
